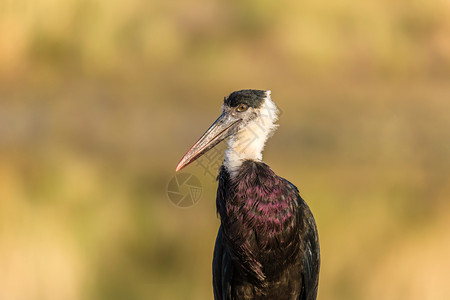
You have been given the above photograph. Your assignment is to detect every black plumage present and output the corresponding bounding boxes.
[213,161,320,300]
[224,89,267,108]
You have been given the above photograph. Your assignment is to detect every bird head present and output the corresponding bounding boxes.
[176,89,278,172]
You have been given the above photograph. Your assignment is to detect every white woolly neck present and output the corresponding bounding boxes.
[223,91,279,177]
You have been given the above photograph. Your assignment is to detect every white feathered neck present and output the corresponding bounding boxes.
[223,92,279,177]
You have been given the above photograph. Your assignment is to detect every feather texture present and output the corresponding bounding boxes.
[213,160,320,300]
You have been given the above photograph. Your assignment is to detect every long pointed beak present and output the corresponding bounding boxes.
[175,112,240,172]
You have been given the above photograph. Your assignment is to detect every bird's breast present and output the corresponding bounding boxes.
[216,161,302,278]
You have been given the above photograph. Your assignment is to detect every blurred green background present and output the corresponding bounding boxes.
[1,0,449,299]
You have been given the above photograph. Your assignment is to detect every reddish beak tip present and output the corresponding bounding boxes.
[174,112,238,174]
[175,159,186,172]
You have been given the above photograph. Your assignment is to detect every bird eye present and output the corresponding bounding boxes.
[236,104,248,112]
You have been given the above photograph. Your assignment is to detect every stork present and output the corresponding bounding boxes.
[176,90,320,300]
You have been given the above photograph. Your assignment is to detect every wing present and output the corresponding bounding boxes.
[213,226,233,300]
[214,167,234,300]
[298,201,320,300]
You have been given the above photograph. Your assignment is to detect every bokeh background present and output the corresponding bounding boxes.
[1,1,449,299]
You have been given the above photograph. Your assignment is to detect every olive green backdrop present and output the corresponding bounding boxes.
[1,1,449,299]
